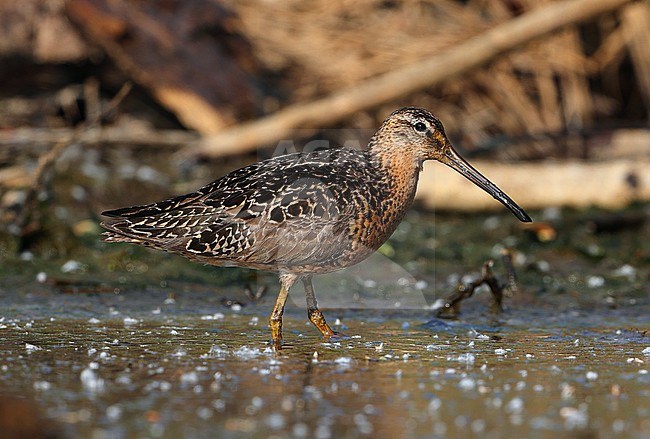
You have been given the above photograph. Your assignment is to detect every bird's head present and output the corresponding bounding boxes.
[372,107,531,222]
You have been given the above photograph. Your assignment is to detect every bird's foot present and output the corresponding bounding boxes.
[324,331,350,342]
[269,319,284,351]
[270,337,284,352]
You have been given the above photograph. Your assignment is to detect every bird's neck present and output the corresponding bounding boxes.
[367,148,422,209]
[351,146,421,253]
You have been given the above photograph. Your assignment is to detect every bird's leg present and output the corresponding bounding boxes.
[269,284,288,347]
[270,273,297,350]
[302,275,336,338]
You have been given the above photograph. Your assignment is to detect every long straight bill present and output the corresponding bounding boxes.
[439,147,532,222]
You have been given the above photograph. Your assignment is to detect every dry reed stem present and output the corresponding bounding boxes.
[621,2,650,117]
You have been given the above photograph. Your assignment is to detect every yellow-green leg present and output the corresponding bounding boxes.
[302,275,336,338]
[270,273,297,349]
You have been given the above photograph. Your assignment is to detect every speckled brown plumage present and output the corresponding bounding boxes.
[102,107,531,348]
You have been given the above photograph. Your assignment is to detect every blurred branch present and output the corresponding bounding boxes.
[0,126,198,149]
[436,249,525,318]
[100,82,133,119]
[436,260,504,318]
[8,82,134,239]
[11,141,70,235]
[186,0,634,159]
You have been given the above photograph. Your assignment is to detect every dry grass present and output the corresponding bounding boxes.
[224,0,647,158]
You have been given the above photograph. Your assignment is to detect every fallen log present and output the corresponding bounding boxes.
[66,0,260,134]
[416,158,650,211]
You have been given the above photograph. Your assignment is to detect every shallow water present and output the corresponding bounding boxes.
[1,299,648,438]
[1,203,649,438]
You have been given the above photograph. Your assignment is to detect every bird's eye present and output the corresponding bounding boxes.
[414,122,427,133]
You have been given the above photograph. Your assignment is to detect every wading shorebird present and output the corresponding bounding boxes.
[102,107,531,349]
